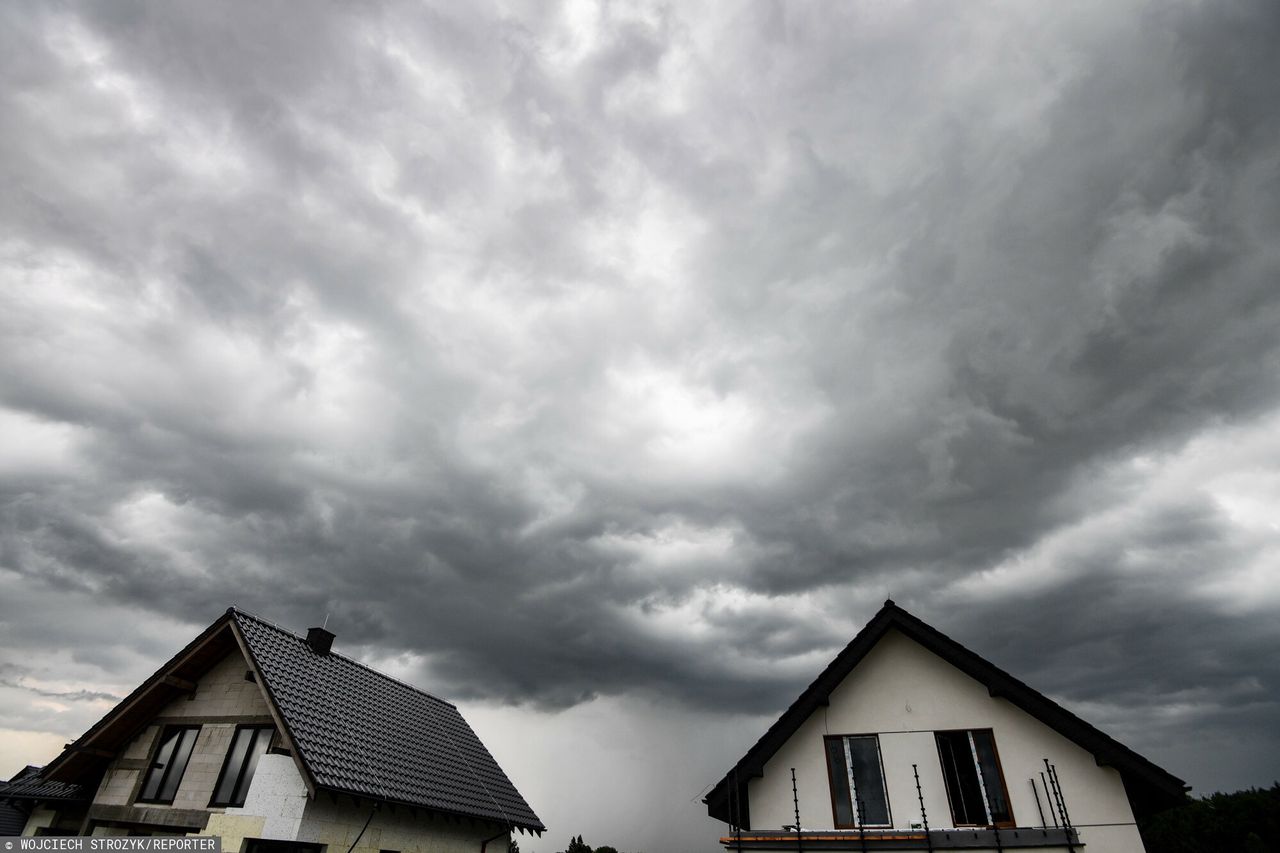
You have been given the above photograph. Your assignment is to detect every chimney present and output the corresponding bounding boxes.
[306,626,335,655]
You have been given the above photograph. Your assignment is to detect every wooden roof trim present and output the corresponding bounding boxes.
[227,613,318,799]
[42,611,238,781]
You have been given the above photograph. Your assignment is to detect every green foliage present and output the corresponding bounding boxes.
[1138,783,1280,853]
[594,847,619,853]
[507,839,520,853]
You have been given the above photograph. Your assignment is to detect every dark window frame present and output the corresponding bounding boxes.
[210,724,275,807]
[934,728,1015,829]
[243,841,322,853]
[822,733,893,829]
[136,725,201,805]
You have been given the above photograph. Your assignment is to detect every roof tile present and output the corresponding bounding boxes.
[233,609,543,832]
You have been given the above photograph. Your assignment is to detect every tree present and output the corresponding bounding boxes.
[554,834,632,853]
[1139,784,1280,852]
[557,834,592,853]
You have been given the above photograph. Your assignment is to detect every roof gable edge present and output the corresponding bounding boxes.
[228,614,318,800]
[41,610,239,783]
[705,600,1187,824]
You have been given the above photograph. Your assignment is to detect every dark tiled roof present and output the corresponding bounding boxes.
[0,766,85,803]
[232,609,543,832]
[704,600,1188,827]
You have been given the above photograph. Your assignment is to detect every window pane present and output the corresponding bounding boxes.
[971,731,1012,824]
[232,729,272,804]
[139,729,180,801]
[824,738,855,826]
[846,737,889,826]
[157,728,198,802]
[213,728,254,805]
[936,731,985,825]
[214,726,274,807]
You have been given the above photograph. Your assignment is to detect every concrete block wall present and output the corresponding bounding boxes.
[89,648,275,815]
[156,651,270,721]
[170,725,238,810]
[94,764,139,807]
[20,806,56,836]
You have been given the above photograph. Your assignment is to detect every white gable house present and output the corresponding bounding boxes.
[704,601,1186,852]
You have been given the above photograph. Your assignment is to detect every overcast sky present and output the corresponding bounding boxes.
[2,1,1279,850]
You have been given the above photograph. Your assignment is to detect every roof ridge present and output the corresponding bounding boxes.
[229,606,456,708]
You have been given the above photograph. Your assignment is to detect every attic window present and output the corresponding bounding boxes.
[823,734,891,828]
[935,729,1014,827]
[137,726,200,804]
[210,725,274,807]
[244,842,321,853]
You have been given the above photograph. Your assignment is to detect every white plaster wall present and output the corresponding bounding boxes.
[203,754,308,849]
[204,755,519,853]
[748,629,1147,853]
[226,754,309,839]
[297,794,516,853]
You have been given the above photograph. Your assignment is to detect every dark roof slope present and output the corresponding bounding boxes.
[704,600,1188,828]
[0,766,85,803]
[232,609,544,832]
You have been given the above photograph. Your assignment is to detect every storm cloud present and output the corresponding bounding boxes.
[2,1,1279,850]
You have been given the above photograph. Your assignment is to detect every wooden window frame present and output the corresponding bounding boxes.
[933,728,1015,829]
[822,733,893,829]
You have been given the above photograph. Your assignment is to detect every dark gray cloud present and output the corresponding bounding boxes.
[2,0,1279,848]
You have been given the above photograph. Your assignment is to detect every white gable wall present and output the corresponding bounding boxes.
[207,755,519,853]
[748,629,1146,853]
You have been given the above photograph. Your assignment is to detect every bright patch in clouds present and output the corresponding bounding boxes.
[2,1,1279,849]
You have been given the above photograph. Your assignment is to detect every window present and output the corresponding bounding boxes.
[138,726,200,804]
[210,725,274,807]
[244,841,321,853]
[823,735,891,827]
[935,729,1013,827]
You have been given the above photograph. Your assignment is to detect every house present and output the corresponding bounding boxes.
[703,600,1187,852]
[1,767,46,835]
[0,607,544,853]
